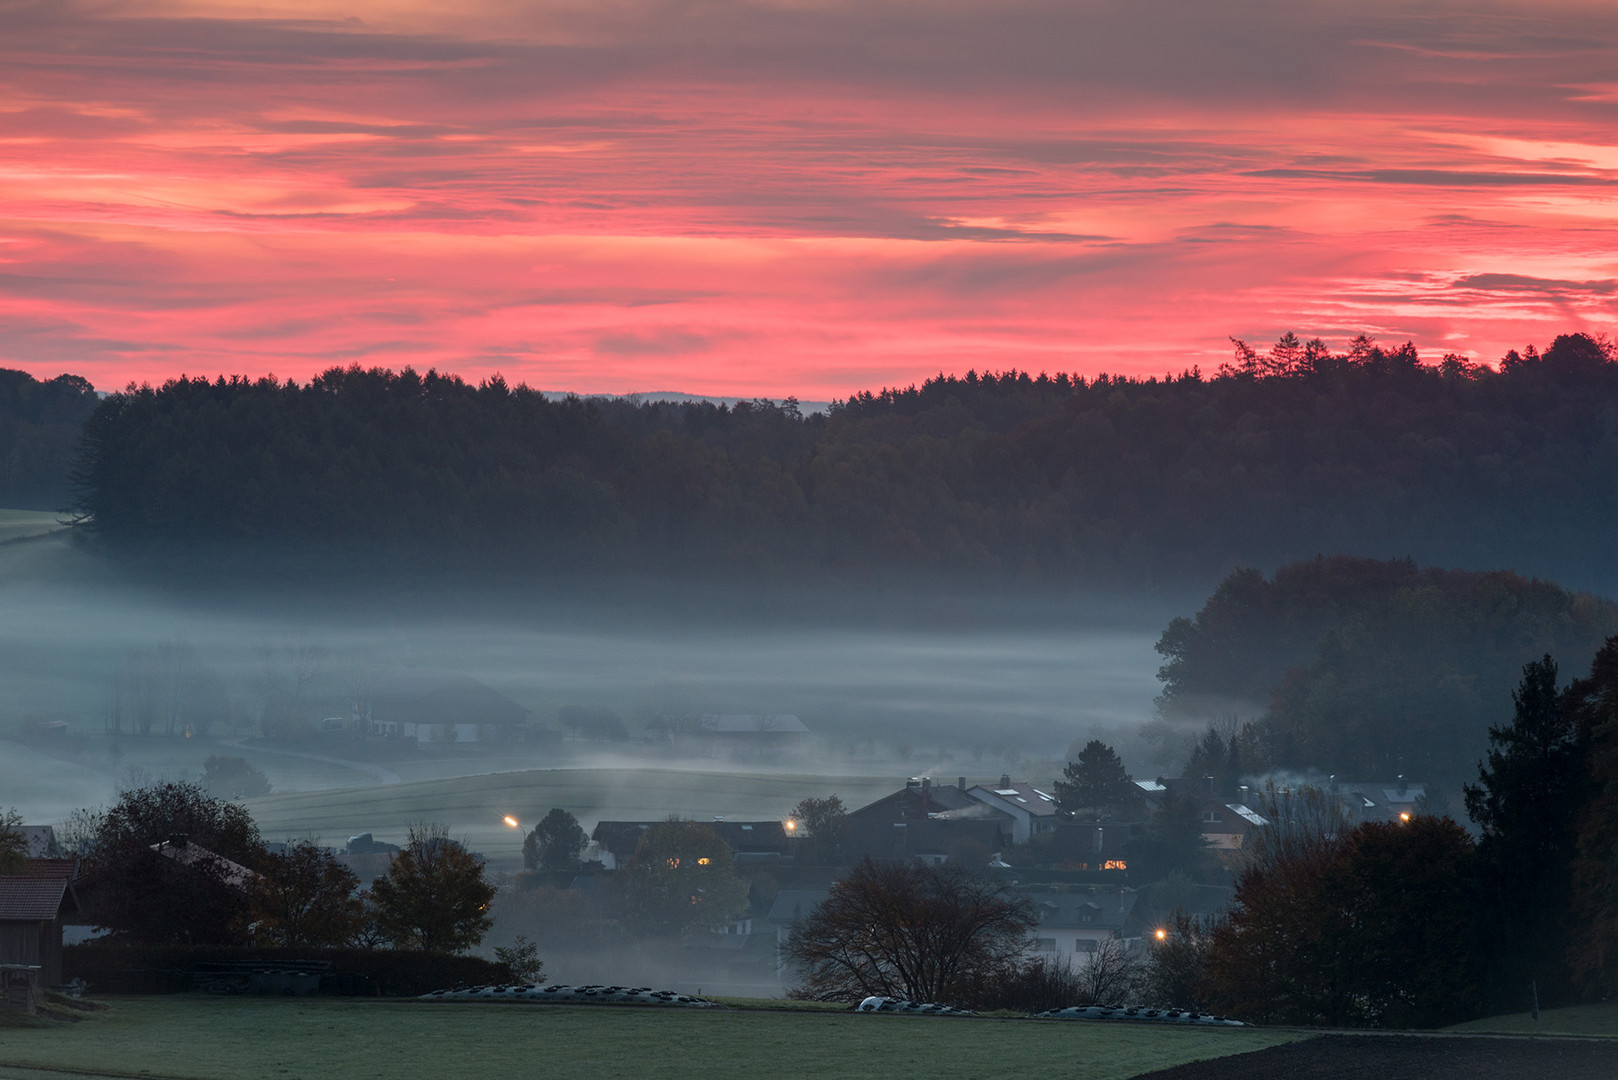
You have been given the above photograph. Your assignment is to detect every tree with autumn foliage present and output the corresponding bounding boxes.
[1204,792,1482,1027]
[249,840,365,947]
[369,824,494,953]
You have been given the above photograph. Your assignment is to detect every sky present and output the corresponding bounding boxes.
[3,1,1618,399]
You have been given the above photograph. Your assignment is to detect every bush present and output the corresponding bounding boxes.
[64,944,513,997]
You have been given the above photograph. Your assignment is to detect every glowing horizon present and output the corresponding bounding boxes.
[3,1,1617,398]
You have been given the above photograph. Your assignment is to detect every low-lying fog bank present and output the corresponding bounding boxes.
[0,531,1186,826]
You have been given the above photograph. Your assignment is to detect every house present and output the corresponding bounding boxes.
[589,820,791,870]
[18,827,62,859]
[845,778,1013,864]
[0,858,81,989]
[1020,886,1139,969]
[1135,777,1269,851]
[354,673,530,745]
[1196,801,1268,850]
[681,714,808,758]
[762,889,829,975]
[1326,779,1426,824]
[964,775,1060,844]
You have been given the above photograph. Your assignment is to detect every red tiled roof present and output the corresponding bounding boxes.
[0,878,69,921]
[20,858,78,881]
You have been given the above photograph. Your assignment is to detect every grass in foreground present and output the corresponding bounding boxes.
[0,996,1301,1080]
[1446,1000,1618,1037]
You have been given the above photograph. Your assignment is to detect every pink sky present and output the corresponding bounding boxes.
[3,1,1617,398]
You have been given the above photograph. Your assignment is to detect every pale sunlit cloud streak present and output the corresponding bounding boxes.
[1,0,1617,396]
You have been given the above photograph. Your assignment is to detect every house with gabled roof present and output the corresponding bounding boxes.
[589,819,792,870]
[1021,886,1138,969]
[355,672,530,745]
[844,777,1014,864]
[965,775,1060,844]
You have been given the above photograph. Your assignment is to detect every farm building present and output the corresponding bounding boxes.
[0,858,81,988]
[681,714,808,758]
[354,673,530,745]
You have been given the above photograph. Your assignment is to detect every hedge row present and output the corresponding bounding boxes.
[65,944,514,997]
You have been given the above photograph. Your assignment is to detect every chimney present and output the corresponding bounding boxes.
[1000,774,1011,788]
[1398,774,1407,795]
[1238,785,1250,806]
[1201,774,1214,798]
[958,776,968,792]
[921,777,931,800]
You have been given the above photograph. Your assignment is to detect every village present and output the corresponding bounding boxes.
[0,689,1430,1008]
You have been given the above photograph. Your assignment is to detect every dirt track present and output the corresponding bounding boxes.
[1131,1033,1618,1080]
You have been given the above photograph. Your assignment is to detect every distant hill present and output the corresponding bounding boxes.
[59,332,1618,591]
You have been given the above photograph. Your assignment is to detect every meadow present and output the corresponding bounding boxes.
[0,996,1302,1080]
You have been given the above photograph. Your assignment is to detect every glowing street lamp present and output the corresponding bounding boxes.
[1398,811,1411,823]
[1154,928,1167,942]
[784,819,798,835]
[503,816,521,829]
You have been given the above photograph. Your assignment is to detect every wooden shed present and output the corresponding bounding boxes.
[0,862,81,988]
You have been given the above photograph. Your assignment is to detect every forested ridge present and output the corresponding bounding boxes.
[61,330,1618,586]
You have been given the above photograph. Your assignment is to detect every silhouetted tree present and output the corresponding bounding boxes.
[790,795,848,863]
[249,840,363,947]
[1205,814,1481,1027]
[82,781,264,944]
[1466,656,1591,1009]
[0,808,25,874]
[1131,787,1214,882]
[1143,910,1216,1011]
[523,808,588,871]
[1055,740,1134,819]
[201,756,272,800]
[1570,637,1618,995]
[784,857,1035,1003]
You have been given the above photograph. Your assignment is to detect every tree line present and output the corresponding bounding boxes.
[55,330,1618,588]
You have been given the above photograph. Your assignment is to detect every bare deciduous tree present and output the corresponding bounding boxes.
[1075,936,1144,1006]
[784,857,1035,1004]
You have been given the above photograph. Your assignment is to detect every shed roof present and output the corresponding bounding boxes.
[0,878,71,922]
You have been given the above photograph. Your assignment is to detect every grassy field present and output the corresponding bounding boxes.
[245,767,905,862]
[0,996,1301,1080]
[1447,1000,1618,1037]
